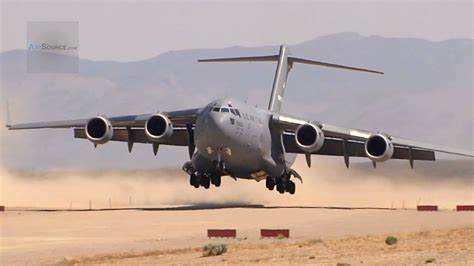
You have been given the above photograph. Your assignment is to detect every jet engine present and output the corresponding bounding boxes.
[365,134,394,162]
[85,116,114,144]
[144,114,173,142]
[295,123,325,153]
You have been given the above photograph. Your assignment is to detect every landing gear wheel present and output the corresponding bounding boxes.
[266,177,275,191]
[190,173,200,188]
[286,180,296,195]
[276,179,286,194]
[200,174,211,189]
[211,175,221,187]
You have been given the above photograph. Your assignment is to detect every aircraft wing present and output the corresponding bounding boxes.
[7,108,200,130]
[273,112,474,166]
[282,132,436,160]
[7,108,202,152]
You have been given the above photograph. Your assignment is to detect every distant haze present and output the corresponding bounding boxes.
[0,33,472,169]
[1,1,472,61]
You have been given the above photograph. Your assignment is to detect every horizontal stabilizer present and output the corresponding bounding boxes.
[198,55,278,63]
[288,56,383,75]
[198,55,383,75]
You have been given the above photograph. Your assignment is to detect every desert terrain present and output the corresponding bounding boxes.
[1,157,473,265]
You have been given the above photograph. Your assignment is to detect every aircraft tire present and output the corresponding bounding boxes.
[276,179,286,193]
[287,180,296,195]
[266,177,275,190]
[212,175,221,187]
[190,174,200,188]
[201,175,211,189]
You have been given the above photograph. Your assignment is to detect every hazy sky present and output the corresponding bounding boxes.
[1,0,473,61]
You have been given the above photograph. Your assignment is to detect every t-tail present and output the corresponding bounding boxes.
[198,44,383,112]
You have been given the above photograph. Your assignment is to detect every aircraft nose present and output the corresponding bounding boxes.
[207,110,239,145]
[207,111,229,134]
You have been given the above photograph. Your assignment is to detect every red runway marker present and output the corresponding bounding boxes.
[456,205,474,211]
[207,229,236,238]
[417,205,438,211]
[260,229,290,238]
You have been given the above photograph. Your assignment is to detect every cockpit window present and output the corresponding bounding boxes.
[212,105,241,116]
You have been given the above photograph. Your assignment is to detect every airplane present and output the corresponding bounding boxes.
[7,45,474,194]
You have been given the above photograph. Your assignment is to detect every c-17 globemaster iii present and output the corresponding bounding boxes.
[7,45,474,194]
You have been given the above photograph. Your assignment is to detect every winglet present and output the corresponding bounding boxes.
[5,101,11,128]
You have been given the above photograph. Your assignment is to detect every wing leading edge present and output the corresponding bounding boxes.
[7,108,201,130]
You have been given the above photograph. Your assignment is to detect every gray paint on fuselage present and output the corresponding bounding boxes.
[193,98,294,180]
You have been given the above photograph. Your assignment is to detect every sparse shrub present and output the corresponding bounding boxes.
[309,256,315,259]
[203,243,228,257]
[276,234,286,239]
[385,236,398,245]
[425,257,436,263]
[336,263,350,266]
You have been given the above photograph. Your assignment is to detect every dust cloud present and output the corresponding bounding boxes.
[0,156,472,209]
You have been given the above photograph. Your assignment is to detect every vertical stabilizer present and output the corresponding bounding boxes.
[268,45,291,112]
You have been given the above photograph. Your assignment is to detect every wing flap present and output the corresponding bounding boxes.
[390,137,473,157]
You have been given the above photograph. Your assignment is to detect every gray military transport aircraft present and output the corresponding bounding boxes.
[7,45,474,194]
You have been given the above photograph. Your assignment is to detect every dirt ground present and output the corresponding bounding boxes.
[55,228,474,266]
[1,208,473,265]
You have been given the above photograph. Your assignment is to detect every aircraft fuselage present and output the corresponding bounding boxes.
[192,98,294,180]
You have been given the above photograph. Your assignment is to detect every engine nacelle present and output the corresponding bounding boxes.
[295,123,325,153]
[365,134,394,162]
[85,116,113,144]
[144,114,173,143]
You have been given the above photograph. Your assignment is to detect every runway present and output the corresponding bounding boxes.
[1,207,473,265]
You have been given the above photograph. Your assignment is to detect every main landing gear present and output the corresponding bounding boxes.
[190,173,221,189]
[265,175,296,195]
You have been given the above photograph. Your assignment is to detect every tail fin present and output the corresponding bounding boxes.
[198,44,383,112]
